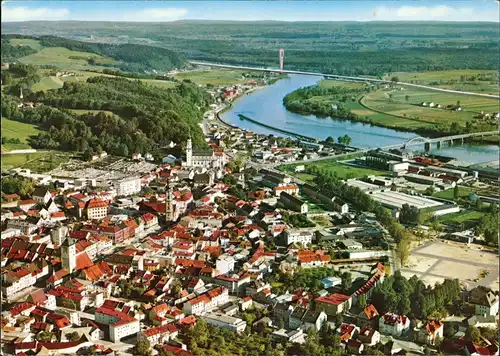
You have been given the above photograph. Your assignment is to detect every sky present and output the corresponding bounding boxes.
[1,1,499,23]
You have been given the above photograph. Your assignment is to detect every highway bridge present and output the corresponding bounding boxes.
[189,60,500,99]
[262,130,498,169]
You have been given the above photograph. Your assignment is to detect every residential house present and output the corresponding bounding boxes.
[289,307,327,332]
[417,320,443,346]
[469,287,499,317]
[357,327,380,346]
[137,323,178,346]
[378,313,410,337]
[315,294,352,316]
[85,199,108,221]
[33,187,52,205]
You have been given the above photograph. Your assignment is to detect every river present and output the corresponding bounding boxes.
[221,75,499,165]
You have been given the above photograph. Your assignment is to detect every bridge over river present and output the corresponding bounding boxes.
[189,60,500,99]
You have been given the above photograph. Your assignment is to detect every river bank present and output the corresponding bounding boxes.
[220,74,499,165]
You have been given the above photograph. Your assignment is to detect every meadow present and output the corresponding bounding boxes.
[9,38,43,50]
[18,46,120,71]
[1,118,41,151]
[1,150,72,172]
[280,160,386,180]
[174,69,255,86]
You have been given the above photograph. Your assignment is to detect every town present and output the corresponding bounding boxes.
[1,76,498,356]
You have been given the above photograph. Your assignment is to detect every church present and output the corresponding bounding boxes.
[184,138,226,169]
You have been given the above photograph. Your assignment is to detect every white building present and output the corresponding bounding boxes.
[379,313,410,337]
[216,254,235,275]
[203,312,247,333]
[95,302,140,342]
[470,288,499,317]
[114,177,141,197]
[284,229,315,247]
[185,138,226,169]
[2,268,37,296]
[183,286,229,316]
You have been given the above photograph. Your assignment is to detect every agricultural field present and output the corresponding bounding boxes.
[174,69,259,86]
[386,70,498,94]
[1,118,41,151]
[319,80,367,89]
[31,76,64,91]
[360,87,498,129]
[1,150,73,173]
[18,47,120,71]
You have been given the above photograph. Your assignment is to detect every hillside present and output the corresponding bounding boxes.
[1,66,211,158]
[2,21,498,76]
[1,34,187,73]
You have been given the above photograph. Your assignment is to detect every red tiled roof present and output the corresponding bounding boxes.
[316,293,350,305]
[142,323,177,337]
[162,344,193,356]
[363,304,379,320]
[86,198,108,209]
[425,320,443,335]
[19,199,36,205]
[75,252,93,270]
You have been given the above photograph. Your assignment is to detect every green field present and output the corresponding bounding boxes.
[281,160,386,180]
[320,80,367,89]
[387,70,498,94]
[1,118,41,151]
[438,210,483,225]
[360,87,498,130]
[1,151,72,173]
[31,76,64,91]
[175,69,258,86]
[19,47,120,71]
[9,38,43,50]
[68,108,117,116]
[141,79,177,89]
[434,186,475,201]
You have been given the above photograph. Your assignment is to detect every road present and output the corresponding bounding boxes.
[189,61,500,99]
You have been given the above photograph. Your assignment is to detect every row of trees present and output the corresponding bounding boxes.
[282,213,315,228]
[371,271,461,320]
[0,37,37,62]
[1,177,37,197]
[325,135,352,146]
[283,85,364,121]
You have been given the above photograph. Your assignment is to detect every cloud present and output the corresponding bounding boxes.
[2,5,70,22]
[373,5,497,21]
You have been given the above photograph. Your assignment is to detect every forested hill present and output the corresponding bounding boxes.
[2,21,498,76]
[1,34,187,72]
[1,75,211,157]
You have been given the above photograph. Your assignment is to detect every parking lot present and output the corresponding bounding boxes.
[400,240,499,291]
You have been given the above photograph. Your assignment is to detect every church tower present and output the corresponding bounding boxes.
[165,183,175,222]
[61,237,77,273]
[186,137,193,167]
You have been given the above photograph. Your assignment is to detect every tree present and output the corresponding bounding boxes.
[396,232,411,267]
[341,272,352,292]
[37,331,54,341]
[453,185,460,200]
[388,93,393,102]
[1,176,36,197]
[133,340,152,356]
[342,134,352,146]
[456,100,461,107]
[465,326,481,343]
[424,186,435,195]
[68,331,81,342]
[325,136,335,143]
[358,294,367,309]
[82,148,93,161]
[405,95,410,103]
[391,76,399,83]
